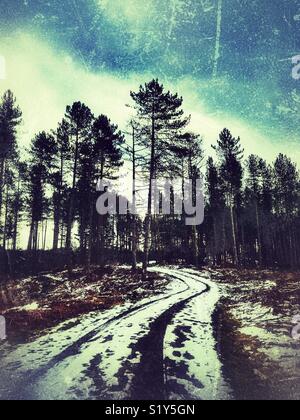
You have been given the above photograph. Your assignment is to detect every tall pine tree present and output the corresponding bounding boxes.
[131,79,189,271]
[213,129,243,266]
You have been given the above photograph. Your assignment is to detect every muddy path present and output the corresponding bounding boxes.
[0,267,232,400]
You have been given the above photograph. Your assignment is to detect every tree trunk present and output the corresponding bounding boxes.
[187,154,199,267]
[60,222,65,249]
[53,213,59,250]
[132,126,137,270]
[12,176,21,251]
[13,211,18,251]
[86,202,94,277]
[98,216,105,267]
[0,158,5,237]
[33,221,39,251]
[66,129,79,276]
[2,183,9,249]
[28,220,34,251]
[97,155,105,267]
[222,212,227,265]
[212,216,218,265]
[191,225,199,266]
[255,200,263,268]
[181,160,188,262]
[54,142,64,250]
[230,200,239,267]
[143,112,156,273]
[43,220,48,250]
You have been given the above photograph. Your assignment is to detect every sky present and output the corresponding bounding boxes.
[0,0,300,165]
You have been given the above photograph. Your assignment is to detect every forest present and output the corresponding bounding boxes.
[0,79,299,278]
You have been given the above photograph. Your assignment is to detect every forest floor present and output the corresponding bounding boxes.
[212,269,300,400]
[0,267,168,338]
[0,266,299,400]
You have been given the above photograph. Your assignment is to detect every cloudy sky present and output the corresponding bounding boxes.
[1,0,300,164]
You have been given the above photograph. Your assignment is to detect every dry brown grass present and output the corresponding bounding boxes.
[0,266,167,336]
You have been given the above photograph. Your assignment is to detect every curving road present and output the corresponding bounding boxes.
[0,267,232,400]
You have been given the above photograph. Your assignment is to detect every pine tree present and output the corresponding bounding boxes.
[2,167,14,249]
[0,91,22,246]
[178,132,204,266]
[65,102,93,273]
[51,119,71,250]
[27,132,57,251]
[245,155,265,267]
[130,79,189,272]
[120,120,143,270]
[77,114,124,271]
[213,129,243,266]
[92,115,124,267]
[11,161,27,250]
[273,154,299,268]
[206,157,226,265]
[130,121,138,270]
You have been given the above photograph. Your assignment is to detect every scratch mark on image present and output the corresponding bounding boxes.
[213,0,223,78]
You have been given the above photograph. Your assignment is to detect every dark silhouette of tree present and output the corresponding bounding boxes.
[213,129,244,266]
[273,154,299,268]
[76,114,124,272]
[0,87,299,277]
[27,132,57,251]
[51,119,71,250]
[131,79,189,272]
[245,155,268,267]
[122,120,146,270]
[65,102,93,274]
[91,115,124,268]
[11,161,27,250]
[0,91,22,246]
[2,167,14,249]
[173,132,204,266]
[205,157,226,265]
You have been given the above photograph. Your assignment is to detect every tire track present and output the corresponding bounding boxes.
[1,268,212,400]
[2,272,190,400]
[128,269,210,400]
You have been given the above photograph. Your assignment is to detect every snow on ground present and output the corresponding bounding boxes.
[26,275,186,400]
[163,269,232,400]
[8,302,40,312]
[0,267,169,332]
[0,267,229,400]
[0,270,185,399]
[212,269,300,399]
